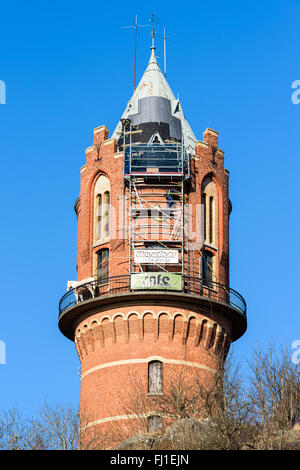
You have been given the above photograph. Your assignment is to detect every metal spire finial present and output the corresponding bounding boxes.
[163,26,166,79]
[150,11,156,50]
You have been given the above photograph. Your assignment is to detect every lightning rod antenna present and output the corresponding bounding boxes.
[163,26,167,78]
[121,15,149,91]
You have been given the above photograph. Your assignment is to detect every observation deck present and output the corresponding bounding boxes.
[58,275,247,342]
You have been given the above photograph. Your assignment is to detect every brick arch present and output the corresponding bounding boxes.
[172,313,186,342]
[100,316,114,344]
[157,310,171,318]
[185,316,197,345]
[89,169,111,199]
[76,331,89,357]
[199,319,208,347]
[125,310,141,320]
[157,312,170,339]
[113,314,124,321]
[76,323,89,339]
[113,314,128,343]
[200,171,223,203]
[87,320,99,352]
[75,337,84,360]
[214,326,226,355]
[207,322,218,350]
[112,312,126,322]
[127,313,140,340]
[142,312,156,339]
[170,310,187,321]
[141,309,156,318]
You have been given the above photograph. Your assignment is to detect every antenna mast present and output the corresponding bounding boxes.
[163,26,166,78]
[151,11,156,49]
[121,15,149,91]
[134,15,138,91]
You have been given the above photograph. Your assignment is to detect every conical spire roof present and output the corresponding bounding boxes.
[112,48,197,152]
[131,47,175,100]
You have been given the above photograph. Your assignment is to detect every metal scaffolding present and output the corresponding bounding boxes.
[122,126,190,288]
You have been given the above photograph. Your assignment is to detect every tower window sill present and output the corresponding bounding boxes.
[203,243,217,251]
[93,238,110,248]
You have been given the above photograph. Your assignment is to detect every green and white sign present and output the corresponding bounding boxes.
[130,272,182,291]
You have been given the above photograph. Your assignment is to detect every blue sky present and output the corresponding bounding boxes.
[0,0,299,416]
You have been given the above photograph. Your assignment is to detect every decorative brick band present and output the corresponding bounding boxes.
[81,355,218,381]
[75,310,230,360]
[84,412,154,430]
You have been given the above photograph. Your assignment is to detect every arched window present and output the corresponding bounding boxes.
[201,176,217,246]
[94,175,110,242]
[148,360,163,395]
[96,248,109,284]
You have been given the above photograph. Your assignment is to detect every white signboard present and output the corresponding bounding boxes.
[134,249,179,264]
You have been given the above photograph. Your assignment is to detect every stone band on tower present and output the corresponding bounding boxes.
[58,44,247,447]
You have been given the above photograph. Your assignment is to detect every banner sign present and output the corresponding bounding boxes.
[134,249,179,264]
[130,272,182,291]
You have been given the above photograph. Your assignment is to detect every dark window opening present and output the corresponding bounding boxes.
[202,251,214,289]
[97,248,109,284]
[202,193,206,242]
[209,196,213,244]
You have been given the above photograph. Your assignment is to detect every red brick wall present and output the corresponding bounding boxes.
[74,125,231,445]
[76,303,230,445]
[76,126,230,284]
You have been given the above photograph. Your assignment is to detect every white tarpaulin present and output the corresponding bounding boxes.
[134,249,179,264]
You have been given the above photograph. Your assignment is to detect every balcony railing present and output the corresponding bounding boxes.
[58,275,247,321]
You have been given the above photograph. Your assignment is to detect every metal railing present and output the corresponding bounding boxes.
[58,275,246,320]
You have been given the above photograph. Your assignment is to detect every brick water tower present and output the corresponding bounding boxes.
[58,42,247,445]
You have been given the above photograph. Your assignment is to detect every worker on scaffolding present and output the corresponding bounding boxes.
[165,188,177,209]
[120,118,132,132]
